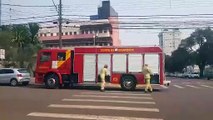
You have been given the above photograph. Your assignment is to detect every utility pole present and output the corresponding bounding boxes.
[93,33,98,46]
[93,34,96,46]
[58,0,62,48]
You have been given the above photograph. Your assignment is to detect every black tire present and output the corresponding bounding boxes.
[45,74,59,89]
[22,82,29,86]
[120,76,136,91]
[10,79,18,87]
[167,83,170,86]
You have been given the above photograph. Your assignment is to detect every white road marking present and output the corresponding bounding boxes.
[62,98,156,104]
[186,85,200,89]
[173,85,184,89]
[200,85,213,89]
[73,95,153,100]
[82,92,151,96]
[48,104,160,112]
[27,112,163,120]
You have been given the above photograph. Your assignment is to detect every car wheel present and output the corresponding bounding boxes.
[121,76,136,91]
[45,74,59,89]
[10,79,18,86]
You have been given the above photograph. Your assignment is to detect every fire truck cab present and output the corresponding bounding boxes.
[35,46,167,90]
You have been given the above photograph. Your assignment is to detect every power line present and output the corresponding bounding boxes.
[63,13,213,19]
[2,15,58,21]
[2,3,54,7]
[51,0,58,13]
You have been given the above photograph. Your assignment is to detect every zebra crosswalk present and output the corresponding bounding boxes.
[200,85,213,89]
[172,84,213,89]
[27,91,163,120]
[62,98,156,104]
[28,112,163,120]
[173,85,184,89]
[48,104,160,112]
[72,94,153,100]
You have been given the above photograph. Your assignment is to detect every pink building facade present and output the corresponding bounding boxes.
[38,1,120,48]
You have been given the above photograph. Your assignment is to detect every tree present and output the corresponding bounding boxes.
[165,48,192,73]
[180,28,213,77]
[26,23,42,75]
[0,31,12,49]
[165,55,173,72]
[0,23,42,69]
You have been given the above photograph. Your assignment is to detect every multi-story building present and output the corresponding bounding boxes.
[38,1,120,48]
[158,29,182,56]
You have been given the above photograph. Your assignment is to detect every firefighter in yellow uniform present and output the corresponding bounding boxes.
[142,64,153,93]
[100,65,108,92]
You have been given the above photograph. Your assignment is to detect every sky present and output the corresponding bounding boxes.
[2,0,213,46]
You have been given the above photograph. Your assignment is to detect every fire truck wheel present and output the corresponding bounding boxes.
[121,76,136,91]
[45,74,59,89]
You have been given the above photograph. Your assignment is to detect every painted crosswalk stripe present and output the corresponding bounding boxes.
[73,95,153,100]
[200,85,213,89]
[62,98,156,104]
[82,92,151,96]
[173,85,184,89]
[49,104,159,112]
[27,112,163,120]
[186,85,200,89]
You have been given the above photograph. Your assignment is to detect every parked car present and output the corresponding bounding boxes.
[0,68,31,86]
[183,72,200,78]
[188,72,200,78]
[204,67,213,80]
[186,72,200,78]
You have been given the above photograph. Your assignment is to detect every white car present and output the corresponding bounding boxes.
[187,72,200,78]
[0,68,31,86]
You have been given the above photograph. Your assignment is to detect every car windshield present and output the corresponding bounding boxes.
[18,69,29,73]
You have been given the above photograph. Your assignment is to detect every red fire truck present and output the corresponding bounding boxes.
[35,46,169,90]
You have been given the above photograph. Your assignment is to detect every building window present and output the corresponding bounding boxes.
[70,32,72,35]
[90,31,93,34]
[57,33,59,36]
[65,32,68,35]
[85,30,88,34]
[74,32,77,35]
[51,33,53,36]
[40,33,43,37]
[99,29,102,33]
[44,33,47,37]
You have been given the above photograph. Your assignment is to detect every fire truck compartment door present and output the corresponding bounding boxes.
[98,54,111,82]
[98,54,111,75]
[83,54,96,82]
[113,54,126,72]
[144,54,160,84]
[128,54,143,72]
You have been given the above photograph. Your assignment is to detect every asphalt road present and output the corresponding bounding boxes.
[0,77,213,120]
